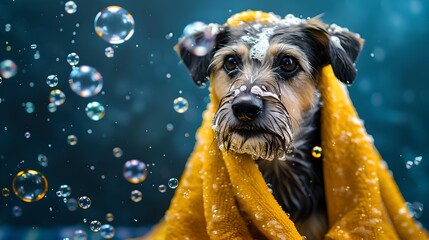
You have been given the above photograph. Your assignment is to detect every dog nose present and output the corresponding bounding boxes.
[232,94,263,121]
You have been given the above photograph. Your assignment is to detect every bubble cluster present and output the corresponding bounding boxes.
[78,196,91,209]
[66,52,80,66]
[168,178,179,189]
[113,147,123,158]
[90,220,102,232]
[158,184,167,193]
[100,224,115,239]
[37,154,48,167]
[173,97,189,113]
[49,89,66,106]
[57,185,72,198]
[0,59,18,79]
[130,190,142,202]
[182,22,218,56]
[69,65,103,97]
[123,160,148,184]
[67,134,78,145]
[94,6,135,44]
[46,75,59,87]
[65,1,77,14]
[105,47,114,58]
[85,101,105,121]
[12,170,48,202]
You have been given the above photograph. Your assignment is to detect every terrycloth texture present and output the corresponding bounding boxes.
[139,11,428,240]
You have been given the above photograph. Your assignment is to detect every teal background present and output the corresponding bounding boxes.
[0,0,427,238]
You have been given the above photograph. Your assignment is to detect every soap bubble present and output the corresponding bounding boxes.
[106,213,114,222]
[67,134,78,145]
[66,52,79,66]
[158,184,167,193]
[37,154,48,167]
[78,196,91,209]
[57,185,72,198]
[0,59,17,79]
[73,229,87,240]
[113,147,123,158]
[94,6,135,44]
[24,132,31,139]
[105,47,114,58]
[123,160,148,184]
[49,89,66,106]
[85,101,105,121]
[46,75,59,87]
[69,65,103,97]
[168,178,179,189]
[100,224,115,239]
[90,220,102,232]
[47,103,57,113]
[12,170,48,202]
[173,97,189,113]
[182,22,218,56]
[130,190,142,202]
[2,187,10,197]
[67,198,78,211]
[12,206,23,217]
[65,1,77,14]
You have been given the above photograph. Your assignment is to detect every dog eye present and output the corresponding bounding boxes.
[279,56,298,72]
[224,56,239,73]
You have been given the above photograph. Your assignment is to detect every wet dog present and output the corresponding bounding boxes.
[175,13,363,239]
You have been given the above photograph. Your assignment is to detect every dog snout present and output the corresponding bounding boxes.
[232,94,263,122]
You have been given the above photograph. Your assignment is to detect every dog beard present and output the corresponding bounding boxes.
[212,86,295,161]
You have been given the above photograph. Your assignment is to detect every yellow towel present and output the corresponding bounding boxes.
[139,11,428,240]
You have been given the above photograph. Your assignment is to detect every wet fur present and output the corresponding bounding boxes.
[176,16,363,239]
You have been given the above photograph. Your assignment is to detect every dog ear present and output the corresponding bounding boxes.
[175,25,229,87]
[327,25,364,85]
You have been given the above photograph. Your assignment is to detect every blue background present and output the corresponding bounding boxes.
[0,0,427,238]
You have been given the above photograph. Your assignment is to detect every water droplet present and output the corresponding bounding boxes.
[312,146,322,158]
[24,132,31,139]
[106,213,114,222]
[166,123,174,131]
[69,65,103,97]
[47,103,57,113]
[85,101,105,121]
[78,196,91,209]
[24,102,35,114]
[12,206,22,217]
[65,1,77,14]
[112,147,123,158]
[123,160,148,184]
[2,187,10,197]
[414,156,422,165]
[94,6,135,44]
[130,190,142,202]
[46,75,59,87]
[182,22,217,56]
[73,229,87,240]
[90,220,102,232]
[57,185,72,198]
[0,59,18,79]
[173,97,188,113]
[100,224,115,239]
[158,184,167,193]
[66,198,78,211]
[168,178,178,189]
[37,154,48,167]
[12,170,48,202]
[67,134,78,145]
[406,161,413,169]
[66,52,79,66]
[49,89,66,106]
[104,47,114,58]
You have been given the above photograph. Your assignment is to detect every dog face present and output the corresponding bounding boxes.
[176,15,363,161]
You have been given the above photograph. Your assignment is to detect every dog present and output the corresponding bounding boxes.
[175,13,363,240]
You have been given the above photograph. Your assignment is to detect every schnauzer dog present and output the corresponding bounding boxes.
[175,14,363,239]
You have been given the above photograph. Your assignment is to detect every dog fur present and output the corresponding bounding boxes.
[175,14,363,239]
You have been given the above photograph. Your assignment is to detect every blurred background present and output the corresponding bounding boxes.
[0,0,428,239]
